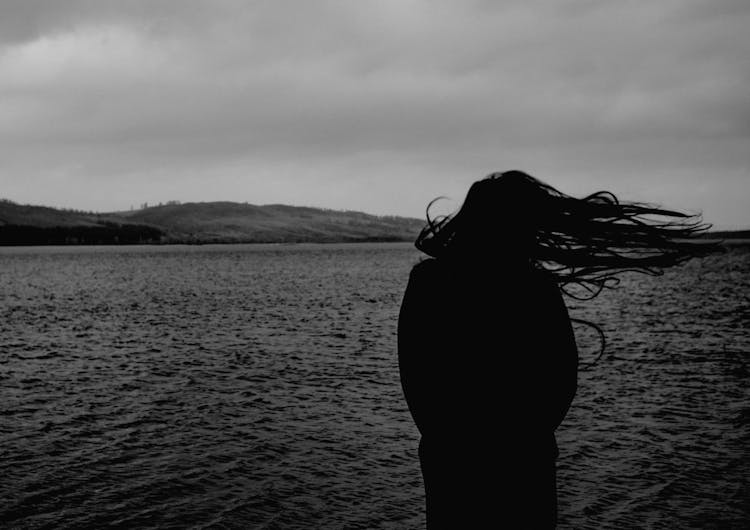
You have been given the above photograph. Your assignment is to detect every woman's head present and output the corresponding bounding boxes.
[420,171,549,263]
[460,171,543,228]
[416,170,716,296]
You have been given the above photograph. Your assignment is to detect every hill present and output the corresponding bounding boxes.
[119,202,423,243]
[3,198,746,246]
[0,199,163,245]
[701,230,750,240]
[0,199,424,245]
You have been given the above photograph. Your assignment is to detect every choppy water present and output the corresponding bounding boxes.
[1,243,748,529]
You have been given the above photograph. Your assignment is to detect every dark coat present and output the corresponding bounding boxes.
[398,258,578,528]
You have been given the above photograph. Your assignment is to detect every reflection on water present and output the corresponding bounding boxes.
[1,243,748,529]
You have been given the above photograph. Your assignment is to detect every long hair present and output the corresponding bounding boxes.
[415,170,718,361]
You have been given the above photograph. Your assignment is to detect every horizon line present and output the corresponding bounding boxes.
[0,197,427,221]
[3,197,749,232]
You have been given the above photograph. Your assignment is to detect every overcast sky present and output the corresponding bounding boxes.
[1,0,748,228]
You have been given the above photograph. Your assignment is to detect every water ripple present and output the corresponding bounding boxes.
[0,243,748,529]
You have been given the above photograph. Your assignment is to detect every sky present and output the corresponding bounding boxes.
[0,0,748,229]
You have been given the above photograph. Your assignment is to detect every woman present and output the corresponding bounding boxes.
[397,171,712,528]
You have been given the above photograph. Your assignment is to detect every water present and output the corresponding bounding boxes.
[1,243,748,529]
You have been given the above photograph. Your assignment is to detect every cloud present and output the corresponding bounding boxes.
[0,0,748,227]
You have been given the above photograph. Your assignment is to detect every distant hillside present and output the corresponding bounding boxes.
[702,230,750,240]
[0,200,163,245]
[0,199,424,245]
[4,198,746,246]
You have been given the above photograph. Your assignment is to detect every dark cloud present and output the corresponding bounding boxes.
[0,1,748,227]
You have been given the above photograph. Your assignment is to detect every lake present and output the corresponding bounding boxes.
[1,242,748,529]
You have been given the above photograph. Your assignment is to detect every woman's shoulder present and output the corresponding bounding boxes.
[409,260,563,299]
[406,258,445,293]
[410,257,454,282]
[531,268,559,289]
[410,257,440,276]
[528,269,563,300]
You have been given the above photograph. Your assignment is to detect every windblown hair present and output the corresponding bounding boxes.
[416,170,718,362]
[416,170,715,298]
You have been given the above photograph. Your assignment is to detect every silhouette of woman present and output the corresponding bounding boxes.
[397,171,712,528]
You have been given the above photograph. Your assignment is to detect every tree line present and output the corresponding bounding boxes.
[0,223,164,245]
